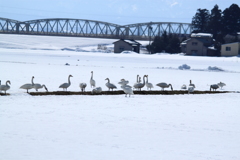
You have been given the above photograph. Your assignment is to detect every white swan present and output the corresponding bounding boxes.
[105,78,117,91]
[217,82,226,89]
[133,75,146,91]
[79,83,87,92]
[189,80,196,88]
[156,82,173,91]
[188,86,194,94]
[121,85,134,97]
[34,84,48,92]
[146,75,153,90]
[181,84,187,90]
[20,76,35,93]
[0,80,11,94]
[90,71,96,88]
[92,87,102,94]
[210,84,219,91]
[59,75,73,91]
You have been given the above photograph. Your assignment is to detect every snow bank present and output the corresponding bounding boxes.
[208,66,224,71]
[178,64,191,70]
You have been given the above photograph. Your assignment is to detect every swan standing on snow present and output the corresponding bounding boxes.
[121,85,134,97]
[210,84,219,91]
[105,78,117,91]
[92,87,102,94]
[90,71,96,88]
[20,76,35,93]
[59,75,73,91]
[218,82,226,89]
[146,75,153,90]
[79,83,87,92]
[0,80,11,94]
[133,75,146,91]
[156,82,173,91]
[189,80,196,88]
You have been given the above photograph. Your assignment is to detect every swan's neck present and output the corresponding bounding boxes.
[32,77,34,85]
[68,76,71,84]
[143,76,146,85]
[91,72,93,80]
[146,76,148,83]
[137,75,139,82]
[43,85,48,91]
[107,79,110,83]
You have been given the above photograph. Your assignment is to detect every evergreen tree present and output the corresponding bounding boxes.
[149,33,180,54]
[222,4,240,35]
[168,34,181,53]
[208,5,222,38]
[191,9,210,33]
[150,36,163,53]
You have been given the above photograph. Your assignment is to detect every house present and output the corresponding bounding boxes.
[221,42,240,56]
[180,33,217,56]
[113,39,141,53]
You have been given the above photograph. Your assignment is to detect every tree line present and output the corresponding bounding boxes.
[147,3,240,54]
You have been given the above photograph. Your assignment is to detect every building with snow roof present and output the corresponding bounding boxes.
[113,39,141,53]
[221,42,240,56]
[180,33,217,56]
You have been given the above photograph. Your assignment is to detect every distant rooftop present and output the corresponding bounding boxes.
[191,33,213,38]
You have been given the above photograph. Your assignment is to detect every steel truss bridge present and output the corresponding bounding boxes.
[0,17,191,40]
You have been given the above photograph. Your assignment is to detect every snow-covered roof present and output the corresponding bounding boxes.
[191,33,213,38]
[113,39,141,45]
[180,39,190,45]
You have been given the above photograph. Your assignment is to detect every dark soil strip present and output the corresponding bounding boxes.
[28,90,231,96]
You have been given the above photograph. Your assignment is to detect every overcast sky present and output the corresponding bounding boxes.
[0,0,238,25]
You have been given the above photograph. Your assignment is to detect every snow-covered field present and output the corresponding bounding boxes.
[0,34,240,160]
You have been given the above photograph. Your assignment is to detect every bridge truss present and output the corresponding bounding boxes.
[0,17,192,40]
